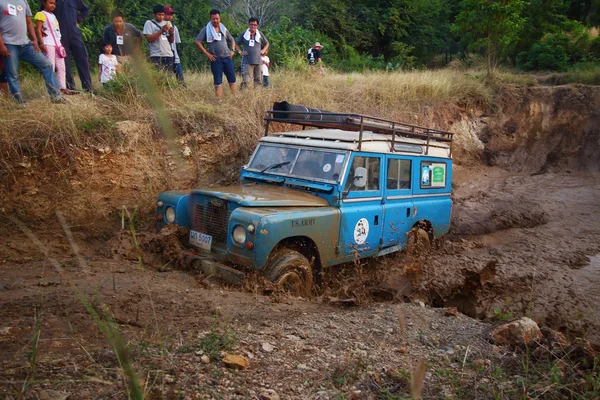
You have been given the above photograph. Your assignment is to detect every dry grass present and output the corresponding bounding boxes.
[0,68,494,155]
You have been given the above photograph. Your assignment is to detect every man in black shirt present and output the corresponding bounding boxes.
[307,42,324,76]
[54,0,92,92]
[308,42,323,65]
[102,10,142,62]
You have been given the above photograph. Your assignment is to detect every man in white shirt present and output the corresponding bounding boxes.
[143,4,174,73]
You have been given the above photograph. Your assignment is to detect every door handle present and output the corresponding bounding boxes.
[406,208,410,218]
[374,215,379,226]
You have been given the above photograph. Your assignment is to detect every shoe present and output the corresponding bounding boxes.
[61,89,80,95]
[52,97,70,104]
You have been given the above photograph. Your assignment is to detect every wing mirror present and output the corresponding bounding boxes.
[354,167,367,188]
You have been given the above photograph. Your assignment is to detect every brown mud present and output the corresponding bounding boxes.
[1,84,599,398]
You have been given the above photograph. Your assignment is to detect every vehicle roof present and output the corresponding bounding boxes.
[262,129,452,159]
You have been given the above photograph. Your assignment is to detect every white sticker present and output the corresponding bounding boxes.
[216,32,222,40]
[354,218,369,245]
[7,4,17,15]
[116,35,124,45]
[322,163,331,173]
[249,39,255,47]
[335,154,344,164]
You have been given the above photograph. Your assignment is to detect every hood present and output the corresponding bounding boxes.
[192,184,329,207]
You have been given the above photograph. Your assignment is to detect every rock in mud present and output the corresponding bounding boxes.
[222,354,249,370]
[259,389,280,400]
[201,355,210,364]
[489,317,542,345]
[261,342,275,352]
[444,307,459,317]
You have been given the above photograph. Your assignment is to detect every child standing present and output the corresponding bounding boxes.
[261,50,270,88]
[34,0,72,95]
[98,43,118,86]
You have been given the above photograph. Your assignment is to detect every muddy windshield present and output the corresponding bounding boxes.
[247,144,348,182]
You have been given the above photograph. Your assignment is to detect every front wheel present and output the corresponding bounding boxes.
[406,227,431,256]
[263,248,313,297]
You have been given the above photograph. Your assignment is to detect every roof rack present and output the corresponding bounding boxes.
[264,103,454,156]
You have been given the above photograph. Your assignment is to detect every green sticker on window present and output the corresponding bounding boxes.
[432,166,445,183]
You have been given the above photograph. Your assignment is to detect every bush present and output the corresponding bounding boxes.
[518,43,570,71]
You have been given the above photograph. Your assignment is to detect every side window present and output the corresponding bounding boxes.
[387,159,412,190]
[344,156,381,192]
[420,161,447,188]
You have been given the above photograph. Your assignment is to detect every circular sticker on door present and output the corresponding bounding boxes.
[322,163,332,173]
[354,218,369,245]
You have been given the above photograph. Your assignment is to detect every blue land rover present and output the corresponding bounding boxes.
[156,103,453,295]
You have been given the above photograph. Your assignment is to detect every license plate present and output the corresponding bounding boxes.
[189,230,212,251]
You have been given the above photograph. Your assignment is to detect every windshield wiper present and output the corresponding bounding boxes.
[261,161,290,173]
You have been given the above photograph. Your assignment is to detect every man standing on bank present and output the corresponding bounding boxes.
[102,10,142,64]
[195,9,237,98]
[235,17,268,90]
[54,0,92,92]
[143,4,174,73]
[0,0,64,103]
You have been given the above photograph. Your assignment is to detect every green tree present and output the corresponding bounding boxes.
[454,0,526,74]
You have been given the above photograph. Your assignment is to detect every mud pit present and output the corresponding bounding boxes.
[1,85,599,398]
[422,168,600,342]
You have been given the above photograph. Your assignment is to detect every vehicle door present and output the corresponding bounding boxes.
[338,153,384,260]
[381,156,414,252]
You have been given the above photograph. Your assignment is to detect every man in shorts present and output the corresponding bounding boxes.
[195,9,237,98]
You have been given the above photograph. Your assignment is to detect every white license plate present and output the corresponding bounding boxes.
[189,230,212,251]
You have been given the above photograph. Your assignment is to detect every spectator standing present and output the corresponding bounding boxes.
[102,10,142,64]
[98,42,117,86]
[261,49,270,88]
[195,9,237,98]
[308,41,325,76]
[235,17,268,90]
[34,0,72,96]
[0,0,64,103]
[164,6,184,85]
[0,59,7,93]
[143,4,174,73]
[54,0,91,92]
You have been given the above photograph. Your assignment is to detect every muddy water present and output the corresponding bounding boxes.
[419,169,600,343]
[574,254,600,321]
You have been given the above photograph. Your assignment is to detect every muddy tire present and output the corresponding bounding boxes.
[263,248,313,297]
[406,227,431,256]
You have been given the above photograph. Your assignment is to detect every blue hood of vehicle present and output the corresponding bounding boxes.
[191,184,329,207]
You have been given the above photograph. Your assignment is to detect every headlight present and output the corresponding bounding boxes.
[157,201,164,208]
[232,225,246,244]
[247,224,255,233]
[165,206,176,223]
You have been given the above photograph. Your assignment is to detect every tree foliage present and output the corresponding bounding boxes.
[25,0,599,73]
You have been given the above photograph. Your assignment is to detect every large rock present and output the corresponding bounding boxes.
[489,317,542,345]
[223,353,249,370]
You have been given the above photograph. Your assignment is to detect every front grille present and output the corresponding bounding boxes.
[193,200,230,244]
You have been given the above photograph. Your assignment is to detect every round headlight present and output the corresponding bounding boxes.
[165,206,176,223]
[247,224,255,233]
[233,225,246,244]
[157,201,164,208]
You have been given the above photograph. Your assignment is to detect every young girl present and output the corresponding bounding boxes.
[98,43,118,86]
[34,0,72,95]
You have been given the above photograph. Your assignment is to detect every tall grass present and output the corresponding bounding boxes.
[0,68,494,156]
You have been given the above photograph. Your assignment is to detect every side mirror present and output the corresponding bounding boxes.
[354,167,367,188]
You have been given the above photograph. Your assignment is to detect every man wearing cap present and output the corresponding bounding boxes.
[164,6,184,84]
[102,10,142,64]
[143,4,174,73]
[194,9,237,98]
[54,0,92,92]
[235,17,268,90]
